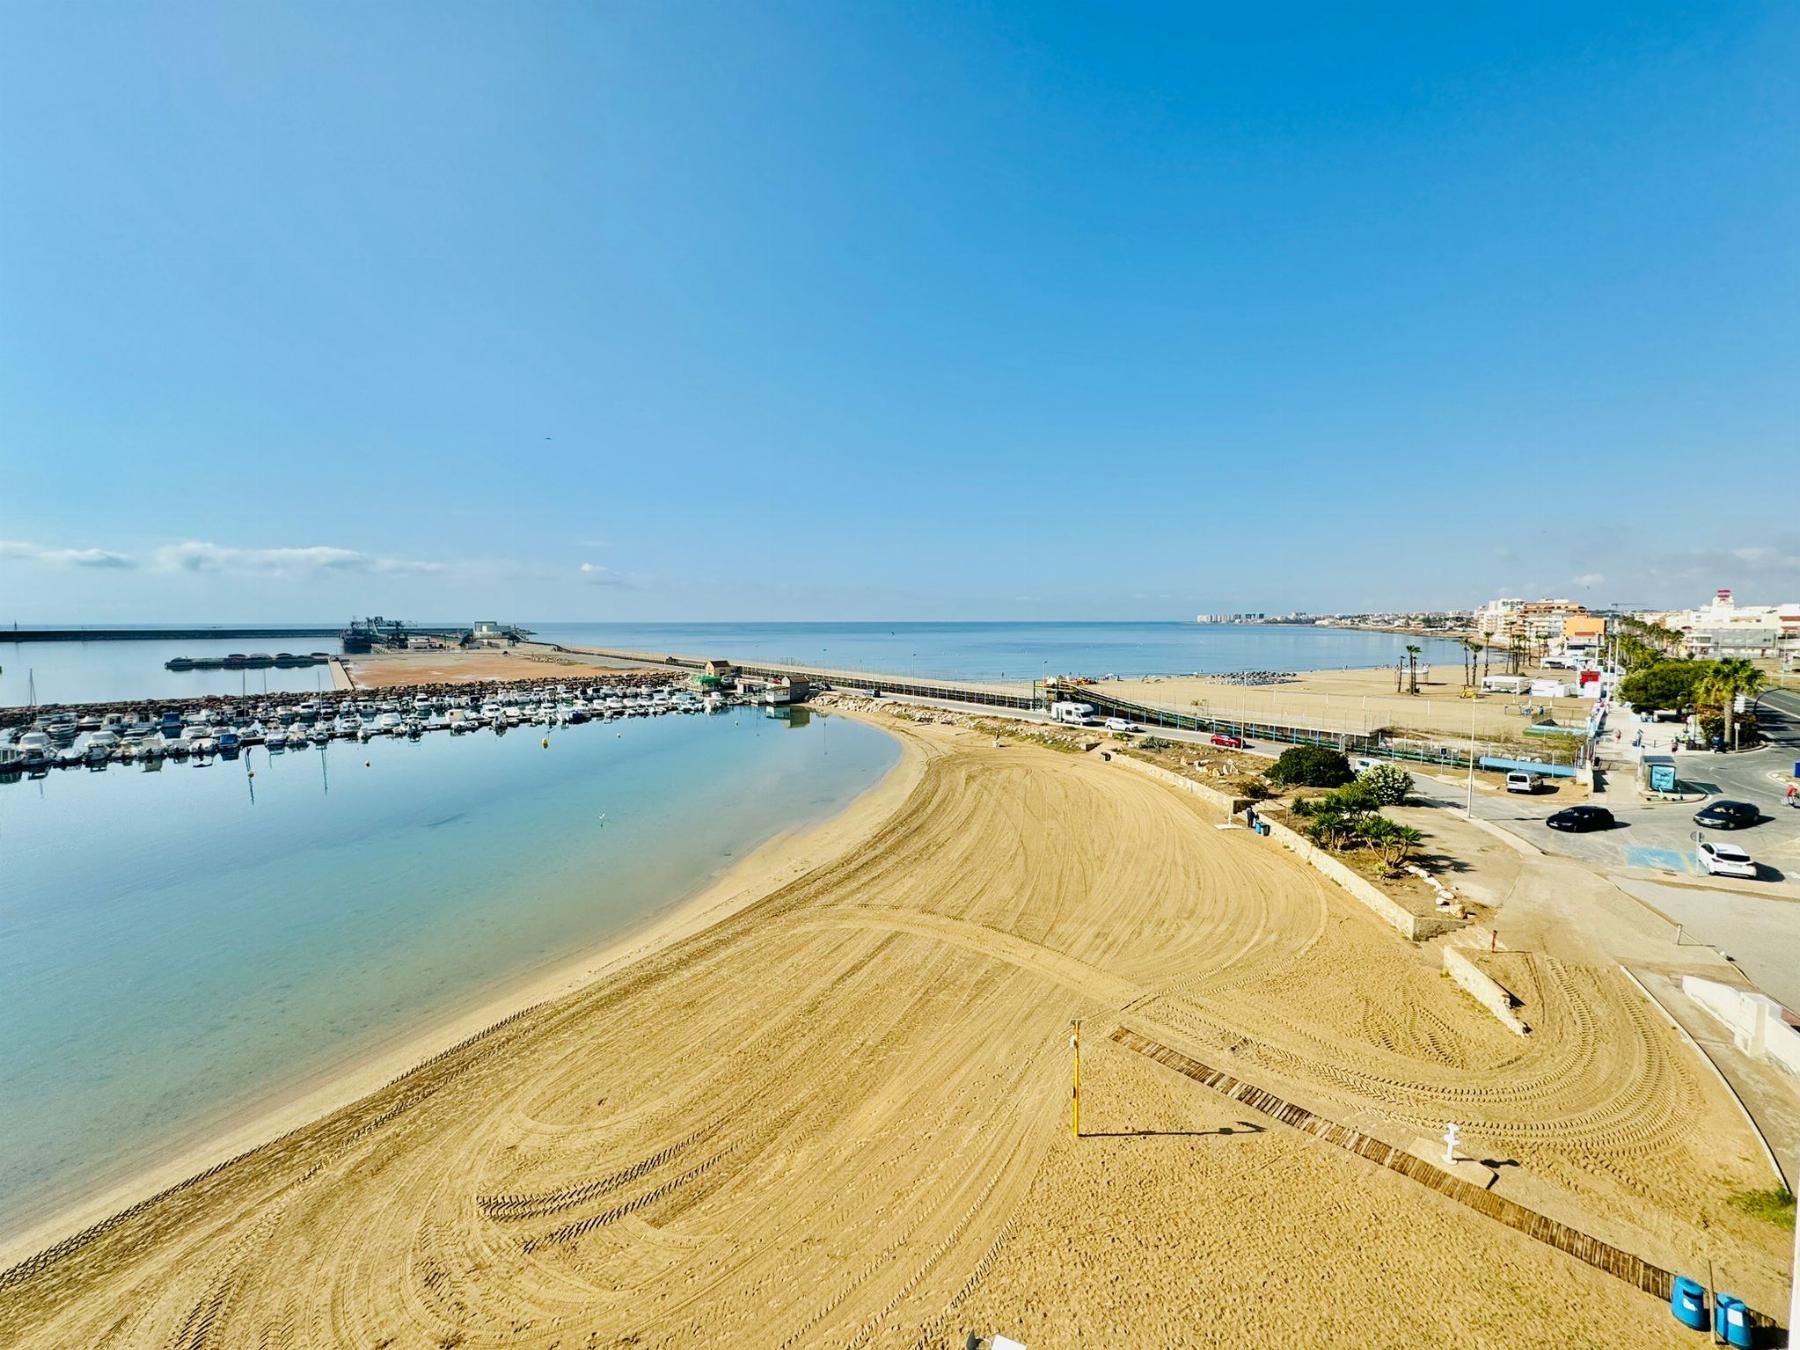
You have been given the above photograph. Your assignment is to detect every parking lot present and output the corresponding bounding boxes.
[1467,752,1800,882]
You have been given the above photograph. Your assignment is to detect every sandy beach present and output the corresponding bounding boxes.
[341,643,660,688]
[2,712,1788,1347]
[1104,664,1595,740]
[0,714,927,1273]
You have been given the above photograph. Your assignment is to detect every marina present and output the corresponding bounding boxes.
[0,673,744,783]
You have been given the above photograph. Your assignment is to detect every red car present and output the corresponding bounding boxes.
[1210,732,1245,749]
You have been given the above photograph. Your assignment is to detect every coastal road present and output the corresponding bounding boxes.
[1613,878,1800,1012]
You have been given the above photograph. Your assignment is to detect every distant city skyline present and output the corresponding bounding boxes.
[3,3,1795,623]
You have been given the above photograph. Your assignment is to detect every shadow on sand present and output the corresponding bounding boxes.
[1083,1121,1267,1140]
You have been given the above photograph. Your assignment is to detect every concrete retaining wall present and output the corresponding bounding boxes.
[1682,976,1800,1080]
[1444,944,1530,1035]
[1114,753,1249,816]
[1259,814,1468,942]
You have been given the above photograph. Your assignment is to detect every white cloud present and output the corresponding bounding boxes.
[0,539,135,568]
[151,541,447,576]
[1573,572,1606,587]
[579,562,643,588]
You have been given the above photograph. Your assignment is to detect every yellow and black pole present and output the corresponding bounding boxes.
[1070,1020,1082,1138]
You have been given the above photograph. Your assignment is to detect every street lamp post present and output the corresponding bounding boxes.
[1465,699,1478,819]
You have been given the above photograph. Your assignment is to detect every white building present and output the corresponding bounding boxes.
[1650,589,1800,660]
[1475,598,1522,639]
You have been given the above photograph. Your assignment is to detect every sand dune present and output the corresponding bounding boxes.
[0,718,1786,1347]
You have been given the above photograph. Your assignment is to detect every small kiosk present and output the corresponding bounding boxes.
[1639,754,1678,796]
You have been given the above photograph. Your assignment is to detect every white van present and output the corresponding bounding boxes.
[1049,701,1096,726]
[1505,771,1543,794]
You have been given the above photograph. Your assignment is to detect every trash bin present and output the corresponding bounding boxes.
[1670,1275,1707,1330]
[1714,1293,1752,1347]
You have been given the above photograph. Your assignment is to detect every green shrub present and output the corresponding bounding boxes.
[1356,763,1414,805]
[1267,745,1353,788]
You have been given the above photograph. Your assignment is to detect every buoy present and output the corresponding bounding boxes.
[365,760,372,768]
[542,737,549,749]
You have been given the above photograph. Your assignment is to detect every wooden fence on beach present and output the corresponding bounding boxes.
[1109,1026,1770,1328]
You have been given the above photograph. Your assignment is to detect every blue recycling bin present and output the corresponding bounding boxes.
[1670,1276,1707,1330]
[1714,1293,1752,1347]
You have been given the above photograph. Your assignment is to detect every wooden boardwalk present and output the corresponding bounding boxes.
[1110,1026,1771,1327]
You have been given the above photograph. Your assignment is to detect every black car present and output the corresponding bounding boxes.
[1547,805,1615,833]
[1693,800,1761,830]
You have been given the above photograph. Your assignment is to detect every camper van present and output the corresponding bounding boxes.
[1049,701,1096,726]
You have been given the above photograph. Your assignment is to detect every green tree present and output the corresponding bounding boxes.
[1699,658,1767,749]
[1301,807,1358,851]
[1406,644,1422,694]
[1357,816,1425,875]
[1616,660,1706,714]
[1267,745,1354,788]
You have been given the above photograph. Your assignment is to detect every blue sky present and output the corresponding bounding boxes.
[2,2,1795,622]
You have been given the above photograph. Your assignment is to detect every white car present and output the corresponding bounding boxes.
[1105,717,1137,733]
[1698,842,1758,879]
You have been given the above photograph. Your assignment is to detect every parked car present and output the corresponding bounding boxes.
[1697,841,1758,879]
[1692,800,1761,830]
[1505,771,1544,794]
[1210,732,1245,749]
[1546,805,1615,833]
[1104,717,1137,733]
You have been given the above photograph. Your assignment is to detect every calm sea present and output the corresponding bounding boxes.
[0,635,345,706]
[0,710,898,1241]
[534,620,1470,682]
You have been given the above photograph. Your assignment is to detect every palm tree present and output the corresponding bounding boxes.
[1705,658,1768,749]
[1358,816,1425,875]
[1461,638,1483,689]
[1405,644,1422,695]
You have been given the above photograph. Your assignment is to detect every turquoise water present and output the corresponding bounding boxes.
[4,622,1468,706]
[534,621,1469,683]
[0,711,898,1238]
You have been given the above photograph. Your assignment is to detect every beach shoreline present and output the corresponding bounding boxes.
[0,710,925,1272]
